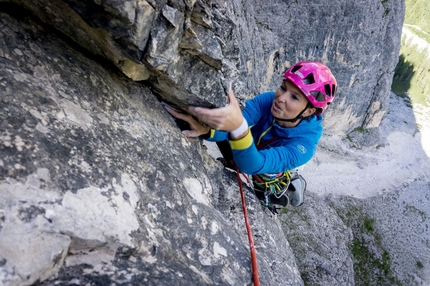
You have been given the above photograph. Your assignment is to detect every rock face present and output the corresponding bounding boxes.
[0,0,409,285]
[0,11,303,285]
[5,0,405,135]
[280,192,355,285]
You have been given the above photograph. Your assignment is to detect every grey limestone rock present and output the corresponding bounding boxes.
[280,192,355,286]
[0,11,302,285]
[5,0,405,136]
[0,0,413,285]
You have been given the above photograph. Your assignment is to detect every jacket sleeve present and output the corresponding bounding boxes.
[229,133,317,174]
[242,92,274,126]
[200,129,229,142]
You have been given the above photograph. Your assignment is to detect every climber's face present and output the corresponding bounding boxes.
[271,80,315,126]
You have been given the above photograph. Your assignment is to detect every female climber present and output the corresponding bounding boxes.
[164,61,337,212]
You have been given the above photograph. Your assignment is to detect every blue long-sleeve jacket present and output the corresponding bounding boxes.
[204,91,323,175]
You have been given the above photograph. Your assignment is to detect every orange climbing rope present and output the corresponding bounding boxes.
[235,168,260,286]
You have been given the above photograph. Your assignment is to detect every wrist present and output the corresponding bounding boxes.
[230,119,248,139]
[200,128,211,139]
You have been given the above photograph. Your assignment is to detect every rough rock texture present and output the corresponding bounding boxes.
[295,89,430,285]
[280,192,355,286]
[0,12,302,285]
[4,0,405,136]
[331,187,430,286]
[0,0,412,285]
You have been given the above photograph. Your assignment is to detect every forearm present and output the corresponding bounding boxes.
[230,135,316,175]
[229,132,264,174]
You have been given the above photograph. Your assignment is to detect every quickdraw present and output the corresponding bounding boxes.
[252,171,292,214]
[252,171,291,197]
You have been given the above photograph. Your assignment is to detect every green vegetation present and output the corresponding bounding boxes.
[392,41,430,108]
[392,0,430,109]
[343,126,370,148]
[384,9,390,16]
[363,217,375,232]
[404,0,430,34]
[406,25,430,43]
[380,0,390,16]
[331,198,402,286]
[353,126,368,134]
[349,232,398,285]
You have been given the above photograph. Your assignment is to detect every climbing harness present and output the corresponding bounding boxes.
[252,171,293,214]
[253,132,294,214]
[235,166,260,286]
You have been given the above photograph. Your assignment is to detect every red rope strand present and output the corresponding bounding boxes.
[236,168,260,286]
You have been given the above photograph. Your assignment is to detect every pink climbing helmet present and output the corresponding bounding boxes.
[283,61,337,115]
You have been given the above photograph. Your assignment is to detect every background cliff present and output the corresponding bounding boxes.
[4,0,405,136]
[393,0,430,153]
[2,0,428,286]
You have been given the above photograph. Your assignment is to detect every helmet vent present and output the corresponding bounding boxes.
[291,65,302,73]
[324,84,331,97]
[303,73,315,85]
[310,91,326,102]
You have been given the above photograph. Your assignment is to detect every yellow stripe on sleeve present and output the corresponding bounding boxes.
[209,129,215,138]
[230,129,253,150]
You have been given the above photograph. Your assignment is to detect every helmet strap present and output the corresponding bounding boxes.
[274,103,312,123]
